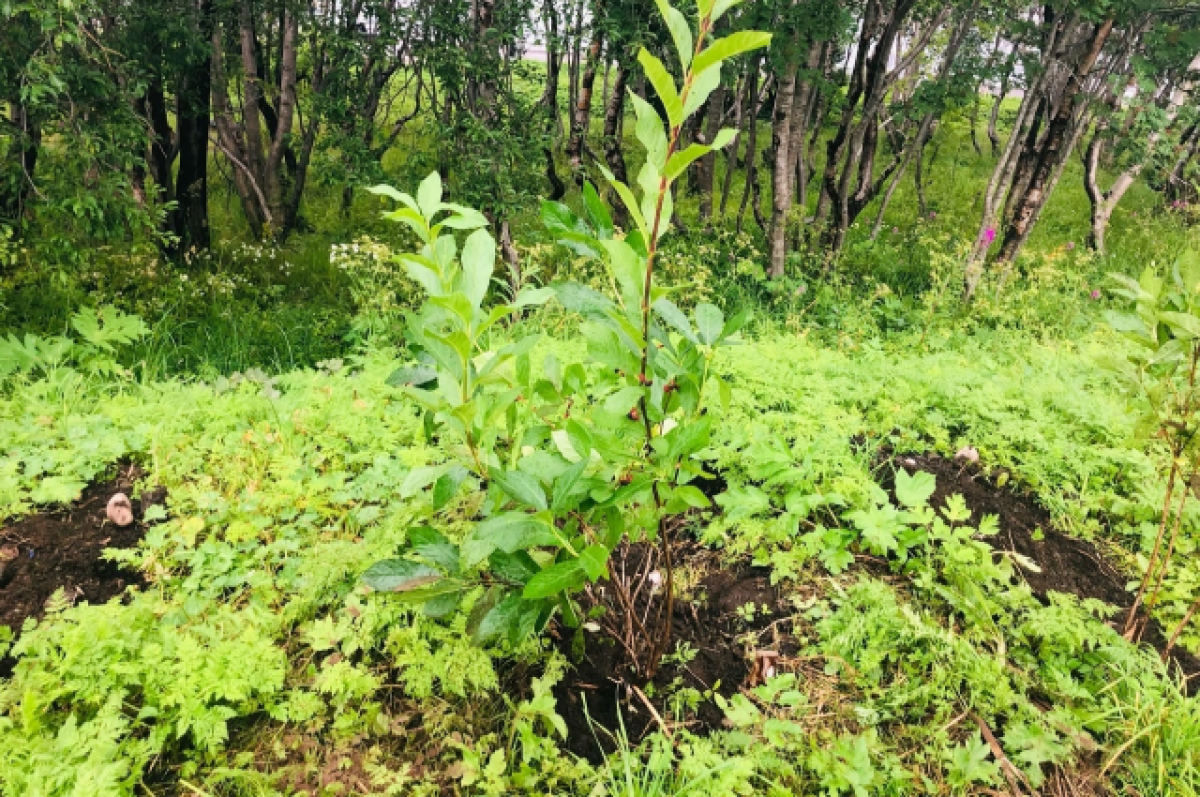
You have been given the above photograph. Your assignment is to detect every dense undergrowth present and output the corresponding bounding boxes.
[1,315,1198,794]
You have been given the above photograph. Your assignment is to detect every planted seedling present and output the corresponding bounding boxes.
[361,0,769,677]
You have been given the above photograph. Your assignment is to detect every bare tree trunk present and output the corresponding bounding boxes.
[602,61,631,226]
[736,59,764,235]
[697,83,725,223]
[210,0,304,242]
[566,11,604,183]
[541,0,562,136]
[790,39,824,233]
[718,66,749,218]
[769,49,800,278]
[964,12,1070,298]
[997,17,1115,264]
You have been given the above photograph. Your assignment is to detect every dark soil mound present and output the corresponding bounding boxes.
[0,463,160,672]
[553,544,791,762]
[888,453,1200,687]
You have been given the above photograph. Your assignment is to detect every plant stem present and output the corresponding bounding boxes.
[635,13,712,679]
[1163,592,1200,659]
[1141,469,1192,641]
[1126,455,1180,636]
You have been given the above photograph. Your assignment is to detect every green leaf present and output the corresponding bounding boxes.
[464,512,560,567]
[720,308,750,341]
[361,559,442,593]
[512,287,555,309]
[637,161,673,242]
[1159,310,1200,340]
[711,127,737,150]
[654,298,699,344]
[654,0,694,71]
[638,48,683,128]
[600,238,645,313]
[630,92,670,169]
[551,458,589,511]
[423,592,462,618]
[692,31,772,76]
[476,592,540,644]
[523,559,587,599]
[597,164,650,240]
[408,526,461,573]
[578,545,611,581]
[582,182,614,239]
[694,302,724,345]
[438,203,490,230]
[715,485,770,520]
[895,469,936,508]
[605,385,645,415]
[665,143,713,181]
[367,184,419,213]
[432,467,468,511]
[492,469,548,511]
[398,254,444,297]
[541,200,588,234]
[416,172,443,219]
[460,228,495,309]
[710,0,742,22]
[683,63,722,120]
[670,484,711,508]
[386,364,437,388]
[555,282,616,317]
[489,550,541,584]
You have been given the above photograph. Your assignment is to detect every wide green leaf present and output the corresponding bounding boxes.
[407,527,458,573]
[492,469,548,511]
[694,302,724,345]
[683,63,721,120]
[895,469,936,509]
[386,364,437,388]
[523,559,587,599]
[664,142,713,181]
[578,544,611,581]
[582,182,614,239]
[1159,311,1200,340]
[630,92,670,171]
[489,550,541,585]
[460,228,495,310]
[692,31,772,76]
[463,512,560,567]
[475,592,541,644]
[600,238,645,313]
[638,48,683,128]
[654,0,694,71]
[361,559,442,593]
[416,172,443,219]
[654,298,699,344]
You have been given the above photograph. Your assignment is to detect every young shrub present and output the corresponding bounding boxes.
[1105,253,1200,650]
[361,0,770,678]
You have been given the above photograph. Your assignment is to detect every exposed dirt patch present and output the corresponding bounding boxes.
[553,542,795,762]
[886,452,1200,687]
[0,463,161,672]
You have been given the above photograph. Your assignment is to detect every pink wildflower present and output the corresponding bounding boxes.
[983,228,996,244]
[1091,289,1101,300]
[1067,241,1076,250]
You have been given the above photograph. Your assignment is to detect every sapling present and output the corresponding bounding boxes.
[360,0,769,679]
[1105,255,1200,640]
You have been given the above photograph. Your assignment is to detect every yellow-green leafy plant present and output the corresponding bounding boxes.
[361,0,769,678]
[1106,253,1200,651]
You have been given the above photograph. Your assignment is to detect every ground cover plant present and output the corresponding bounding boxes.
[4,0,1200,795]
